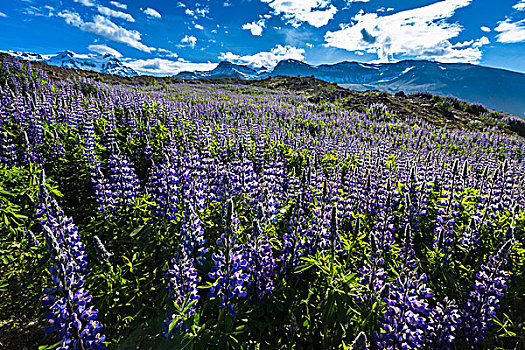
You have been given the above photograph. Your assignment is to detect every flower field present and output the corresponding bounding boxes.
[1,59,525,349]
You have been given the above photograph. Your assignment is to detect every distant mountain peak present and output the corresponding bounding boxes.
[175,60,265,80]
[177,58,524,117]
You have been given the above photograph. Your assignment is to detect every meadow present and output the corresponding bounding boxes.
[0,58,524,349]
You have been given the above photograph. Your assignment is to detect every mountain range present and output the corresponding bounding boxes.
[177,59,525,117]
[4,50,138,77]
[3,50,524,117]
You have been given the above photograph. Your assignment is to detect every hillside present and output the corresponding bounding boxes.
[178,58,525,118]
[2,53,524,139]
[1,53,525,350]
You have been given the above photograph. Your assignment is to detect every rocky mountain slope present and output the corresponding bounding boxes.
[179,59,525,117]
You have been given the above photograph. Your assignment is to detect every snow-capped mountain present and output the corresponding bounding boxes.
[175,61,268,80]
[4,50,138,77]
[176,58,525,117]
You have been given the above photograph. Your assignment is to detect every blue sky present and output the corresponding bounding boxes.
[0,0,524,75]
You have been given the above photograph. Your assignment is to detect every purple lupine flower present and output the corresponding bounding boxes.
[428,298,462,349]
[356,222,387,305]
[327,206,345,257]
[38,174,105,350]
[143,136,153,161]
[399,224,417,270]
[279,196,307,273]
[164,247,200,336]
[208,200,249,315]
[24,229,39,248]
[93,236,111,264]
[146,157,180,220]
[107,147,141,210]
[0,129,18,166]
[90,167,113,215]
[375,271,434,349]
[463,238,514,344]
[180,203,207,267]
[304,204,330,256]
[433,216,456,264]
[53,129,65,158]
[370,211,395,255]
[243,219,276,304]
[460,217,481,252]
[350,331,369,350]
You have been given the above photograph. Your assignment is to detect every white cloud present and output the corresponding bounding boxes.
[74,0,95,7]
[195,24,204,30]
[125,58,217,76]
[495,19,525,43]
[0,12,7,18]
[376,7,396,13]
[196,8,208,17]
[58,11,156,52]
[261,0,337,27]
[179,35,197,48]
[218,44,305,68]
[24,5,55,16]
[157,48,178,58]
[88,44,122,57]
[242,19,266,36]
[97,6,135,22]
[224,1,231,6]
[110,1,127,10]
[143,8,162,19]
[480,26,491,32]
[57,11,83,26]
[184,6,209,19]
[513,0,525,11]
[324,0,485,63]
[177,2,186,8]
[473,36,489,47]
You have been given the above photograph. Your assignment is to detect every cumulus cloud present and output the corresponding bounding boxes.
[481,26,491,32]
[97,6,134,22]
[242,19,266,36]
[179,35,197,48]
[324,0,486,63]
[157,48,178,58]
[143,8,162,19]
[74,0,95,7]
[513,0,525,11]
[184,6,209,19]
[125,58,217,76]
[0,12,7,18]
[58,11,156,52]
[261,0,337,28]
[495,19,525,43]
[88,44,123,57]
[195,24,204,30]
[218,44,305,68]
[110,1,127,10]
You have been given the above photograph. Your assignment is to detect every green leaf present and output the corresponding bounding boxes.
[38,340,63,350]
